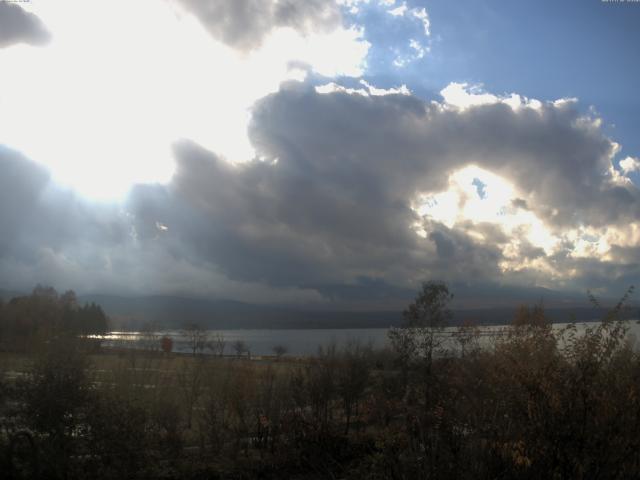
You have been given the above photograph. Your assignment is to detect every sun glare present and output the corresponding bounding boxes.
[0,0,368,201]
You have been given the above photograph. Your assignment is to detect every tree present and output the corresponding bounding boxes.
[233,339,248,358]
[0,298,5,346]
[272,344,288,360]
[388,281,453,395]
[161,335,173,354]
[182,323,208,356]
[18,337,91,478]
[512,302,548,328]
[305,344,339,430]
[77,302,109,335]
[32,284,58,300]
[207,332,226,357]
[337,341,371,434]
[59,290,78,308]
[139,321,161,352]
[453,320,481,358]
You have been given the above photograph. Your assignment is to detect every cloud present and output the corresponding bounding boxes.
[1,80,639,304]
[0,146,49,256]
[387,3,407,17]
[620,156,640,174]
[0,144,324,303]
[315,79,409,96]
[260,82,632,230]
[412,7,430,36]
[1,2,637,308]
[0,1,50,48]
[117,82,640,300]
[0,1,369,202]
[0,145,130,287]
[385,1,429,38]
[439,82,546,111]
[174,0,342,52]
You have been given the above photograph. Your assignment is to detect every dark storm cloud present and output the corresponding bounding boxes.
[250,84,635,230]
[426,222,503,280]
[129,139,418,288]
[0,146,49,256]
[125,83,640,298]
[1,81,639,303]
[0,1,50,48]
[0,145,128,268]
[517,241,546,261]
[546,252,640,299]
[175,0,341,51]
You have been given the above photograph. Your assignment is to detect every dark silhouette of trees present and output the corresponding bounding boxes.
[0,286,109,351]
[182,322,208,356]
[337,340,371,434]
[2,282,640,479]
[388,280,452,395]
[207,332,226,356]
[17,337,91,478]
[272,344,288,359]
[233,339,248,358]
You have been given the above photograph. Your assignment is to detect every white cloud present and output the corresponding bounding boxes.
[360,79,410,95]
[440,82,553,112]
[620,156,640,174]
[440,83,500,109]
[409,38,427,58]
[315,82,370,95]
[393,56,407,67]
[388,3,408,16]
[392,38,429,67]
[412,7,431,36]
[336,0,371,14]
[315,79,410,96]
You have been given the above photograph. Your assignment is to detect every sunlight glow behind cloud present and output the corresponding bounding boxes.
[1,0,639,303]
[415,165,562,270]
[0,0,369,200]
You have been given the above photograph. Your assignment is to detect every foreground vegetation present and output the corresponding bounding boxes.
[1,283,640,479]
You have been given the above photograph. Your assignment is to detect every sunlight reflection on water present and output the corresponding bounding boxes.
[92,320,640,357]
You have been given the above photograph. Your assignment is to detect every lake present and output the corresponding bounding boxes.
[97,320,640,357]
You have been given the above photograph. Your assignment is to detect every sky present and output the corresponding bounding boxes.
[0,0,639,309]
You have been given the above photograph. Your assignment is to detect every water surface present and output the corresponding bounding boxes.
[98,320,640,356]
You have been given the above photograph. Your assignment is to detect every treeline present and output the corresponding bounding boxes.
[0,285,109,351]
[2,283,640,479]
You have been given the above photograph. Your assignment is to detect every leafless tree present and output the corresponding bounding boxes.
[207,332,226,357]
[182,323,209,356]
[272,344,288,360]
[233,339,248,358]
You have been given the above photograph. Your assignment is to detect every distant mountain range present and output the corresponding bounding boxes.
[79,294,638,330]
[78,294,403,330]
[2,288,637,330]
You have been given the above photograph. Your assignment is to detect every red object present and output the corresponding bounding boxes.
[161,336,173,353]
